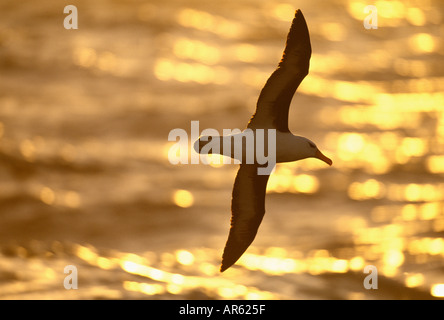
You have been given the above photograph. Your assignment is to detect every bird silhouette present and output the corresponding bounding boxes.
[194,9,332,272]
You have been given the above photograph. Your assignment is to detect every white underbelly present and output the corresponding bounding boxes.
[218,130,295,164]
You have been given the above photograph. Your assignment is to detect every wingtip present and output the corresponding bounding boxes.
[220,259,235,272]
[294,9,304,18]
[284,8,310,55]
[288,8,308,29]
[219,247,244,273]
[292,9,308,28]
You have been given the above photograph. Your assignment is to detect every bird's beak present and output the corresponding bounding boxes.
[315,149,333,166]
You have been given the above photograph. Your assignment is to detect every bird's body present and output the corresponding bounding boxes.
[198,131,324,164]
[194,9,332,272]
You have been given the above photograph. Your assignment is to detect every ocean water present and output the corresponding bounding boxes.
[0,0,444,299]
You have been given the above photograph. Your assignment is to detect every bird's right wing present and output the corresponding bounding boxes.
[220,164,270,272]
[247,9,312,132]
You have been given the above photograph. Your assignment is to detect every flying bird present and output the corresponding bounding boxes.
[194,9,332,272]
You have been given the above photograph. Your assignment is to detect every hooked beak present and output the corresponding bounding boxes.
[315,149,333,166]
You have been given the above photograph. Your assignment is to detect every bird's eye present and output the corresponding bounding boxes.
[308,141,316,148]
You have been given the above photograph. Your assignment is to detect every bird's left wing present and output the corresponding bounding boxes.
[220,164,270,272]
[247,9,311,132]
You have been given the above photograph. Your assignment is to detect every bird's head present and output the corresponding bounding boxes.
[303,138,333,166]
[276,135,332,165]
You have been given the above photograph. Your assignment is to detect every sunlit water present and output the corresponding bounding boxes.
[0,0,443,299]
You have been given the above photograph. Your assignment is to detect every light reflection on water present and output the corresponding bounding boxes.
[0,0,444,300]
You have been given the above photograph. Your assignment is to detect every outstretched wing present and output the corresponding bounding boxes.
[220,164,270,272]
[247,9,311,132]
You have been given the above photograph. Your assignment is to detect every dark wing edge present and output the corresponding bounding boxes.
[220,164,270,272]
[247,9,312,132]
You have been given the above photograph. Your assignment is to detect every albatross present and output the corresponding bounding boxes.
[195,9,332,272]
